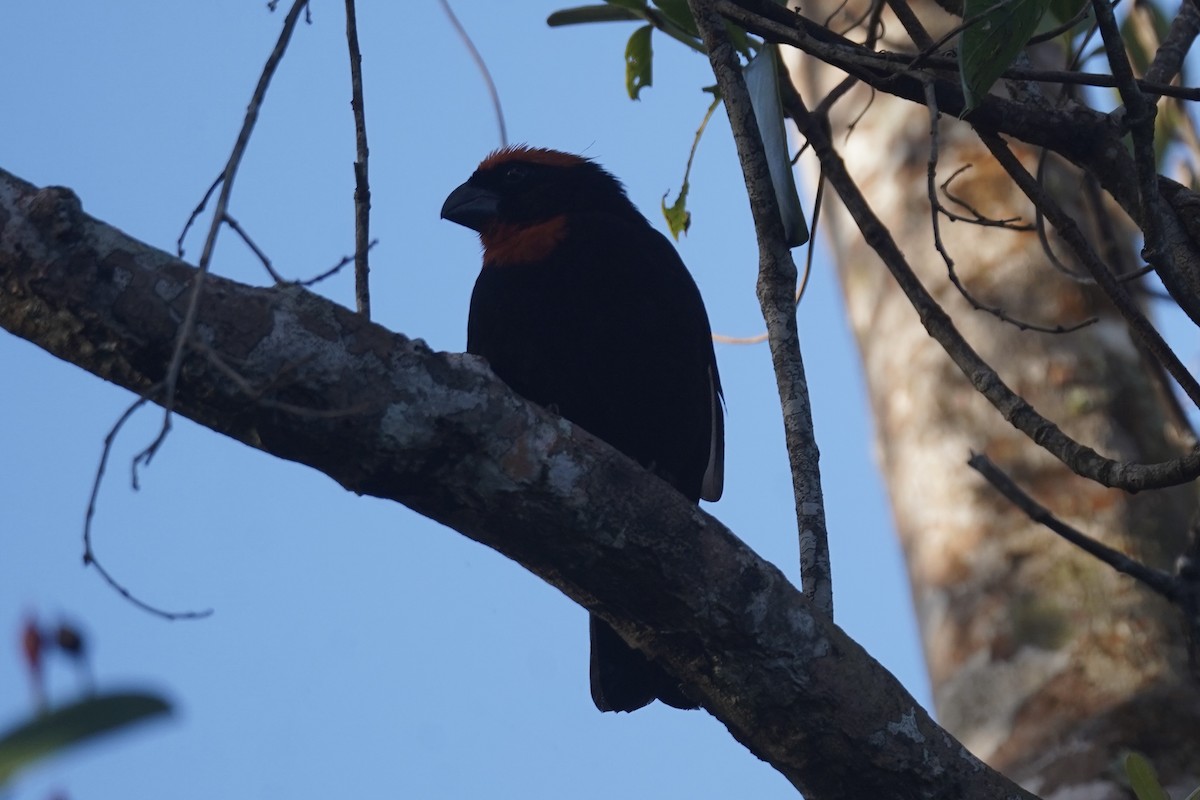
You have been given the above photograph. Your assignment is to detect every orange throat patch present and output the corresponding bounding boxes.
[481,216,568,267]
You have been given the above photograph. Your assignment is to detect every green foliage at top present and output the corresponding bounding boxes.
[549,0,787,234]
[549,0,706,53]
[959,0,1053,111]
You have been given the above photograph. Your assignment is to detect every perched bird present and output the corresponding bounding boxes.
[440,145,724,712]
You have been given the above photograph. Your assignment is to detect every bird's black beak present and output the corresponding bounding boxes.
[441,181,499,232]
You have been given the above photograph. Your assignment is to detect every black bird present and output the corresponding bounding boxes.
[441,145,724,712]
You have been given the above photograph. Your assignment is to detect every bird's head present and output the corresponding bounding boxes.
[441,145,638,266]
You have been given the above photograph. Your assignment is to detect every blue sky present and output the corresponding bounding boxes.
[1,2,925,797]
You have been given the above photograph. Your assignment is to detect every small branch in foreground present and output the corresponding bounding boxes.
[167,0,311,414]
[83,390,213,621]
[84,0,311,616]
[970,451,1200,674]
[922,83,1097,335]
[972,449,1200,704]
[344,0,372,318]
[440,0,508,147]
[689,0,833,616]
[224,214,286,284]
[968,453,1179,600]
[177,174,222,259]
[939,166,1033,229]
[300,239,377,287]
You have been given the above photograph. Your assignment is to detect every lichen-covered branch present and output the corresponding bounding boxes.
[0,167,1041,799]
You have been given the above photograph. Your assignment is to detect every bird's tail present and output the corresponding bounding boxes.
[588,615,697,712]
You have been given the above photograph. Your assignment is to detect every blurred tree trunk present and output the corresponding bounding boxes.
[785,2,1200,796]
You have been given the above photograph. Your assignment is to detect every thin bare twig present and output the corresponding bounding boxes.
[86,0,310,614]
[978,130,1200,408]
[711,263,815,344]
[909,0,1028,68]
[83,391,213,621]
[165,0,310,419]
[1032,151,1089,282]
[224,214,286,283]
[301,239,379,287]
[177,174,222,259]
[440,0,508,147]
[344,0,372,318]
[923,84,1097,334]
[968,453,1178,600]
[1028,2,1094,45]
[690,0,833,616]
[939,166,1033,229]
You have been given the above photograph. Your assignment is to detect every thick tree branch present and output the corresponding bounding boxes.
[0,167,1039,799]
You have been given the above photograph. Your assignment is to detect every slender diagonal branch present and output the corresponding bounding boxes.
[440,0,508,147]
[344,0,372,317]
[968,453,1180,600]
[689,0,833,616]
[167,0,310,415]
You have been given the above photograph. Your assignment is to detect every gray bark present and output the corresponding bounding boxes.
[0,166,1041,798]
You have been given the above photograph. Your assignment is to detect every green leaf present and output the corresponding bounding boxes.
[661,92,719,238]
[743,45,809,246]
[959,0,1051,112]
[547,5,643,26]
[0,692,171,786]
[652,0,699,36]
[625,24,654,99]
[662,183,692,239]
[1125,752,1171,800]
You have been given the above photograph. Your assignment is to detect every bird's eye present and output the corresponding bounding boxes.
[503,164,529,186]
